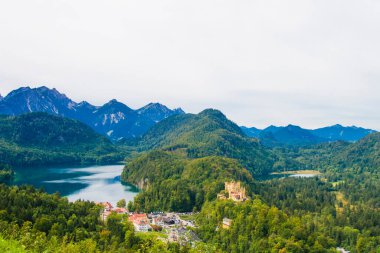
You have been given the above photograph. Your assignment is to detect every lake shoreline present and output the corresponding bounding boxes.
[10,164,138,207]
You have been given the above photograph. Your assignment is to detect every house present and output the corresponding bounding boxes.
[336,248,350,253]
[129,213,151,232]
[98,202,113,212]
[163,216,176,225]
[114,208,128,214]
[101,211,112,222]
[151,216,165,226]
[222,217,232,229]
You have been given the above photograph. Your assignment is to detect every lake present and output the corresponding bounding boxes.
[10,164,139,206]
[256,171,321,181]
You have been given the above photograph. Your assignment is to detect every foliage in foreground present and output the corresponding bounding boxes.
[196,198,380,253]
[0,184,198,252]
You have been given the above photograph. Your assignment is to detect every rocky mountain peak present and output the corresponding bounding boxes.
[0,86,184,140]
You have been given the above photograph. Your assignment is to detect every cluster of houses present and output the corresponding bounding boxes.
[98,202,128,222]
[97,202,199,245]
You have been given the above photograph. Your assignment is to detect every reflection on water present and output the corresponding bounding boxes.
[11,165,139,206]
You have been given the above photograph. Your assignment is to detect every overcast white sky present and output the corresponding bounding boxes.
[0,0,379,130]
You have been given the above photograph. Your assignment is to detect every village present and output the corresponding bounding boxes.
[96,181,248,246]
[97,201,200,246]
[96,181,352,252]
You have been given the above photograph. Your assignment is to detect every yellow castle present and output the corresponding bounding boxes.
[218,181,248,202]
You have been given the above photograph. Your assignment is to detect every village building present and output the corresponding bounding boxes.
[129,213,151,232]
[222,217,232,229]
[101,211,112,222]
[337,248,350,253]
[97,202,113,212]
[151,216,165,226]
[97,202,114,222]
[114,208,128,214]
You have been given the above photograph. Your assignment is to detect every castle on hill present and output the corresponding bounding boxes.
[218,181,248,202]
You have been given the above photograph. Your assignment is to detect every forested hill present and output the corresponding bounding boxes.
[138,109,274,175]
[122,150,253,212]
[0,113,122,166]
[269,131,380,174]
[335,132,380,170]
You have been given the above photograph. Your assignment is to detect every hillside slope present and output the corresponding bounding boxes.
[0,113,122,166]
[139,109,274,175]
[122,150,253,212]
[335,132,380,170]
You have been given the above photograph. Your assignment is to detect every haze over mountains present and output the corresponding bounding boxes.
[0,86,184,140]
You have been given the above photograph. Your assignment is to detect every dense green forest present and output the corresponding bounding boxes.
[0,113,125,166]
[0,184,209,253]
[122,151,253,212]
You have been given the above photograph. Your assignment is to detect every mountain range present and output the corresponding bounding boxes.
[0,86,184,140]
[241,124,376,146]
[0,86,376,146]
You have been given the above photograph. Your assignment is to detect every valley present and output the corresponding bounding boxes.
[0,86,378,252]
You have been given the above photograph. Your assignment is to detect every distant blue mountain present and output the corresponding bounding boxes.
[0,86,184,140]
[240,126,262,138]
[241,124,376,146]
[261,125,327,146]
[311,124,376,142]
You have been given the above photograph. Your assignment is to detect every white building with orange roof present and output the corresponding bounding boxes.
[129,213,151,232]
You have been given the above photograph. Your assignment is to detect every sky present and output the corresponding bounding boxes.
[0,0,379,130]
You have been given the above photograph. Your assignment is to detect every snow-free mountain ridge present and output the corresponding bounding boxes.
[0,86,184,140]
[241,124,376,146]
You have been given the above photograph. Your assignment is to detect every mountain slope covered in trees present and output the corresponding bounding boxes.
[122,151,253,212]
[334,132,380,170]
[0,113,123,166]
[138,109,274,175]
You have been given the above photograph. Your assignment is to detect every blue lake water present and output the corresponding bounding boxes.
[10,164,139,206]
